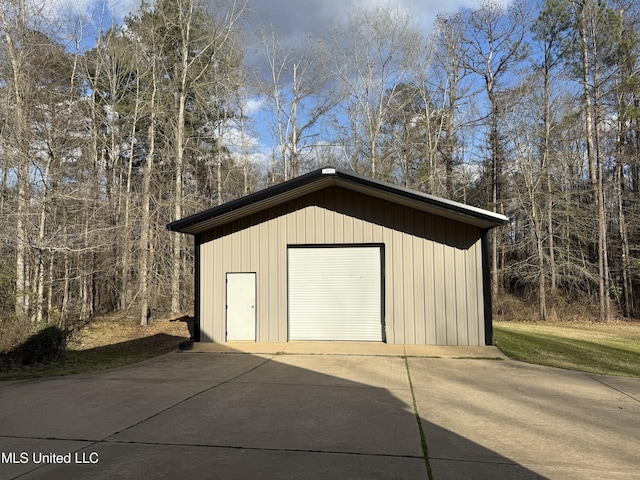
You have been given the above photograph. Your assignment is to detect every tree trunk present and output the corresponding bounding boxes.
[35,155,53,324]
[140,57,157,326]
[170,1,195,315]
[616,157,632,316]
[1,4,30,319]
[546,173,557,290]
[576,1,609,321]
[120,78,140,311]
[61,229,70,326]
[489,93,502,303]
[47,254,54,324]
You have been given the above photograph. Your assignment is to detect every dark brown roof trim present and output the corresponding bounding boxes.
[167,167,508,234]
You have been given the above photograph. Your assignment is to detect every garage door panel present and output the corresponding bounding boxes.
[288,247,382,341]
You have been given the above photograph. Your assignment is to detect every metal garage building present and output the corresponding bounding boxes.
[167,167,507,345]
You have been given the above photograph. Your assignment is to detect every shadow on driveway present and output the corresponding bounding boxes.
[1,347,637,479]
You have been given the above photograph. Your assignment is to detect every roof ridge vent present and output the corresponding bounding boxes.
[321,167,336,175]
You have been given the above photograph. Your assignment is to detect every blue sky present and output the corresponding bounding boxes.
[45,0,495,169]
[51,0,490,50]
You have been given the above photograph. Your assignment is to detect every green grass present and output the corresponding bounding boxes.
[494,321,640,377]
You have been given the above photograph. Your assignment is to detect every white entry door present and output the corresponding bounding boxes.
[226,273,256,341]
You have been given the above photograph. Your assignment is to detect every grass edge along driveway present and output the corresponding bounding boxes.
[493,320,640,377]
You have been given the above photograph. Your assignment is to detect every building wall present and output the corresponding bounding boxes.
[198,186,485,345]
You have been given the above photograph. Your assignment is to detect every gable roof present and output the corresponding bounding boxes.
[167,167,508,235]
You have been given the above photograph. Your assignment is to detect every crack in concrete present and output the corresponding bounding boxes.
[0,435,426,461]
[589,376,640,403]
[404,356,434,480]
[102,355,276,441]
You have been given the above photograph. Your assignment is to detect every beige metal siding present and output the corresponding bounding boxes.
[199,186,486,345]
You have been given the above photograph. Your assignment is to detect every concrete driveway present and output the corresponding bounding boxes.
[0,343,639,479]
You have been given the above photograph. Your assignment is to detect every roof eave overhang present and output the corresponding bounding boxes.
[167,168,508,235]
[331,172,507,230]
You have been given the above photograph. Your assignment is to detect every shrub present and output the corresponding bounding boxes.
[2,325,68,367]
[0,318,31,354]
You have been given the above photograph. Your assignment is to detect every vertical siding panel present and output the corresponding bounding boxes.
[362,191,370,241]
[267,210,275,342]
[199,245,207,341]
[372,197,384,242]
[206,242,215,342]
[277,204,288,342]
[255,214,265,339]
[251,218,260,341]
[285,203,294,341]
[335,199,344,243]
[290,200,305,245]
[219,232,228,342]
[314,195,325,244]
[241,220,249,273]
[245,216,256,340]
[264,208,271,341]
[383,201,395,343]
[353,190,364,243]
[355,217,366,244]
[444,219,458,345]
[373,197,386,340]
[221,232,232,341]
[200,244,211,341]
[287,199,298,244]
[392,204,405,343]
[455,221,469,345]
[362,193,374,243]
[433,216,447,344]
[466,226,480,345]
[269,208,277,342]
[297,199,307,244]
[250,216,259,341]
[231,222,239,269]
[216,236,226,342]
[403,208,415,344]
[264,210,272,342]
[476,235,486,345]
[413,212,426,344]
[272,208,282,342]
[257,213,268,341]
[323,189,335,243]
[305,204,314,244]
[423,214,436,344]
[342,190,354,242]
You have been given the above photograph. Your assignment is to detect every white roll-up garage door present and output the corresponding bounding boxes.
[288,246,383,341]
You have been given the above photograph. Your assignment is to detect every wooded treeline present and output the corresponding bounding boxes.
[1,0,638,329]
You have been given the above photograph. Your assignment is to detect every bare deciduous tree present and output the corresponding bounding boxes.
[329,4,425,178]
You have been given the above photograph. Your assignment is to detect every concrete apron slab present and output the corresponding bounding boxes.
[1,352,429,480]
[409,358,640,480]
[3,349,639,480]
[185,341,508,359]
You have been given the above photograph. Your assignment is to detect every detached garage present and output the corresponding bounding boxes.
[167,167,507,346]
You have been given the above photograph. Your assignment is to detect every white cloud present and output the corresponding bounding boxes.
[248,0,489,44]
[29,0,90,22]
[243,96,266,117]
[43,0,493,46]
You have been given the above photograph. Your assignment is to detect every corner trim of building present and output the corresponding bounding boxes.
[481,229,493,346]
[193,235,201,342]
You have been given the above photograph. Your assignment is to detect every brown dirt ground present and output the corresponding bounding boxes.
[67,312,192,351]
